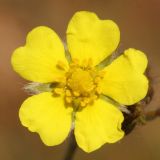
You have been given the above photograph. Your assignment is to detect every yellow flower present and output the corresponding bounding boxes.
[11,11,148,152]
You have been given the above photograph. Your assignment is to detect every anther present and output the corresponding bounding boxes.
[92,95,98,100]
[65,97,72,103]
[80,101,86,107]
[94,76,101,84]
[72,59,79,64]
[54,88,64,95]
[73,91,80,97]
[54,77,66,84]
[96,87,102,94]
[98,70,106,78]
[70,59,79,67]
[82,59,88,68]
[56,61,68,71]
[87,58,93,68]
[84,98,90,104]
[66,89,72,97]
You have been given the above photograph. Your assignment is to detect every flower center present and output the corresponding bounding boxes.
[67,68,94,95]
[54,59,105,109]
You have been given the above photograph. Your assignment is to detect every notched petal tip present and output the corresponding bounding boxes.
[124,48,148,73]
[11,26,68,83]
[66,11,120,66]
[19,92,73,146]
[74,98,124,152]
[100,48,149,105]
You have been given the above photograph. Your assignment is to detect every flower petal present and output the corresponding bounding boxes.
[100,48,148,105]
[74,98,124,152]
[19,92,73,146]
[11,26,68,83]
[66,11,120,66]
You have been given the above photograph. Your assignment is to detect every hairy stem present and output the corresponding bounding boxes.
[145,108,160,121]
[64,131,77,160]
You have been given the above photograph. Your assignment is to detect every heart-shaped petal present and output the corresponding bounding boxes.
[66,11,120,66]
[11,26,68,83]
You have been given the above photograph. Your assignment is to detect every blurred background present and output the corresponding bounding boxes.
[0,0,160,159]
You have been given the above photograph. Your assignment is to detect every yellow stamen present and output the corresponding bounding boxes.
[67,68,94,95]
[98,70,106,78]
[66,89,72,97]
[56,60,68,71]
[87,58,93,68]
[91,95,98,100]
[82,59,88,68]
[54,58,105,110]
[94,76,101,84]
[65,97,72,103]
[54,88,64,95]
[73,91,80,97]
[96,87,102,94]
[70,59,79,67]
[53,77,66,84]
[80,101,86,107]
[84,98,90,104]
